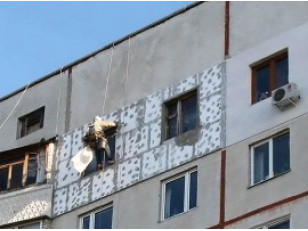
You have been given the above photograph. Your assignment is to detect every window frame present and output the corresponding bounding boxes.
[161,169,197,221]
[0,153,40,191]
[80,204,113,229]
[250,130,290,186]
[163,89,198,141]
[251,51,288,104]
[83,127,117,176]
[17,107,45,139]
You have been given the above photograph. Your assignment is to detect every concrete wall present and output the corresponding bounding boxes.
[51,153,221,229]
[52,62,226,218]
[229,2,308,56]
[0,73,67,152]
[225,196,308,229]
[0,184,53,226]
[67,2,225,131]
[225,114,308,222]
[226,20,308,146]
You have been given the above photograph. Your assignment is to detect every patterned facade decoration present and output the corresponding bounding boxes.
[0,185,52,226]
[53,62,226,216]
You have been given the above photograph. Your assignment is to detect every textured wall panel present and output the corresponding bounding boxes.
[53,62,226,216]
[0,186,52,226]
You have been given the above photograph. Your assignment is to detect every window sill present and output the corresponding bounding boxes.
[248,170,291,189]
[0,182,50,197]
[159,207,198,223]
[161,127,201,146]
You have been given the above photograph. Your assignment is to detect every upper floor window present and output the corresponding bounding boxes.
[83,126,116,176]
[0,151,44,191]
[81,205,113,229]
[161,170,197,220]
[18,107,45,138]
[251,52,288,104]
[163,90,197,140]
[250,131,290,185]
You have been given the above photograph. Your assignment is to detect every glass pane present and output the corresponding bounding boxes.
[107,136,115,161]
[10,163,24,189]
[19,222,41,229]
[26,157,38,185]
[189,171,197,209]
[269,220,290,229]
[273,133,290,175]
[167,103,178,139]
[84,153,98,175]
[0,167,8,190]
[82,216,90,229]
[256,65,270,102]
[253,143,269,184]
[94,207,113,229]
[168,103,177,117]
[164,176,185,219]
[182,96,197,133]
[275,56,288,88]
[26,123,41,135]
[168,117,177,139]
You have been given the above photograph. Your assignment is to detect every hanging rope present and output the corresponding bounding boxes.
[0,83,30,131]
[102,43,115,115]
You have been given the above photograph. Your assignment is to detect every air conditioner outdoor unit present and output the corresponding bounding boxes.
[272,83,300,108]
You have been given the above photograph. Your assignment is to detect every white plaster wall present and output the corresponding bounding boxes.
[230,2,308,56]
[51,153,221,229]
[226,21,308,146]
[53,62,226,216]
[0,185,52,226]
[67,2,225,131]
[0,73,67,152]
[225,114,308,222]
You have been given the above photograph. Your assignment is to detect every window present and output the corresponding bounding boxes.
[250,131,290,185]
[84,128,116,176]
[258,218,290,229]
[18,107,45,138]
[164,90,197,140]
[251,52,288,103]
[81,205,113,229]
[162,170,197,220]
[0,152,44,191]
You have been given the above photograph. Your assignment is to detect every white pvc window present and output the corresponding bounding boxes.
[161,170,197,220]
[80,205,113,229]
[250,131,290,185]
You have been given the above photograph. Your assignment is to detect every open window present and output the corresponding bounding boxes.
[251,51,288,104]
[0,146,46,191]
[83,126,116,176]
[163,90,198,140]
[17,107,45,138]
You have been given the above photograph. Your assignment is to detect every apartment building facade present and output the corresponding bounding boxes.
[0,1,307,228]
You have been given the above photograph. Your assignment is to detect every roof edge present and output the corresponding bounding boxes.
[0,1,204,103]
